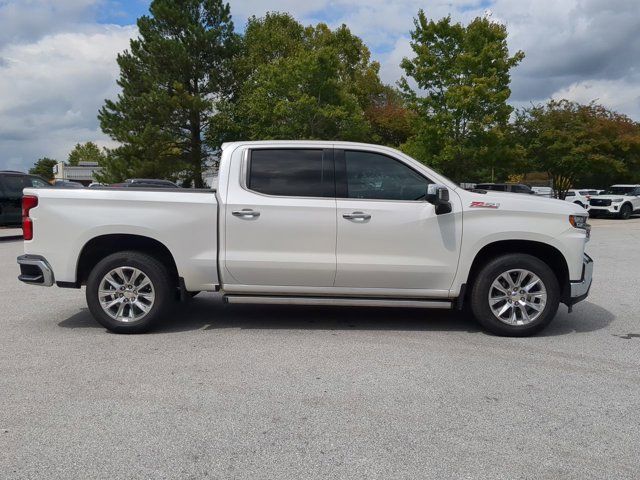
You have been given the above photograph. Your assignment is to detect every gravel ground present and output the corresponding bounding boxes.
[1,218,639,479]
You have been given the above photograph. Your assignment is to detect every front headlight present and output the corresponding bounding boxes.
[569,215,590,238]
[569,215,588,229]
[612,198,624,203]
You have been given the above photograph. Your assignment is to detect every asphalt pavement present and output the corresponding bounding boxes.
[1,218,639,479]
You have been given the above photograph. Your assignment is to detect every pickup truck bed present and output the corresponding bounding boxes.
[22,187,219,292]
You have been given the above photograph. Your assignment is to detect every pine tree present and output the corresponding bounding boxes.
[98,0,238,186]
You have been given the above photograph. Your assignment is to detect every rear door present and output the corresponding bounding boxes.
[223,148,337,287]
[334,149,461,292]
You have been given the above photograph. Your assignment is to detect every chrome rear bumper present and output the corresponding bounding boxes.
[17,255,54,286]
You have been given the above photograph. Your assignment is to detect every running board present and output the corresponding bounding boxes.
[224,295,452,309]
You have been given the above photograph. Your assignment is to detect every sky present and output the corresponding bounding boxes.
[1,0,639,172]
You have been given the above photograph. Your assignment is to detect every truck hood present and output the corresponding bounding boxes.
[463,190,586,215]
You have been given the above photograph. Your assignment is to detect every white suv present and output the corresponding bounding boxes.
[565,189,599,208]
[588,185,640,219]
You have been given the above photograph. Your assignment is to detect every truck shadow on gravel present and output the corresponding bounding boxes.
[58,293,614,336]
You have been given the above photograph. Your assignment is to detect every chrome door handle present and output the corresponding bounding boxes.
[232,209,260,218]
[343,211,371,221]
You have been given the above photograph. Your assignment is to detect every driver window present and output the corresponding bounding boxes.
[344,151,432,200]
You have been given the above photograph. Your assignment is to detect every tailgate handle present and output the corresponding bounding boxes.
[232,209,260,219]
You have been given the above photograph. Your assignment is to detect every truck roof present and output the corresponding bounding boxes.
[221,140,402,150]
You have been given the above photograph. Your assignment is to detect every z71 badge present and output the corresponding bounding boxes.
[469,201,500,209]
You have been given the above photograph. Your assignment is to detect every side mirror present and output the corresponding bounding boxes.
[427,184,452,215]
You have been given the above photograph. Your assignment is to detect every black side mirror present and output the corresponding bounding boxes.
[427,184,452,215]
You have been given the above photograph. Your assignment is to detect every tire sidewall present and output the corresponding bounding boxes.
[619,204,632,220]
[470,254,560,336]
[86,251,173,333]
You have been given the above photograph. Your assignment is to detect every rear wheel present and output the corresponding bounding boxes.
[619,203,632,220]
[86,251,175,333]
[469,254,560,336]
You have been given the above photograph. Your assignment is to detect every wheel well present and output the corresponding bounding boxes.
[76,234,179,286]
[466,240,570,302]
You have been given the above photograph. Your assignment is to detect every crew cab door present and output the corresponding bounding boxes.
[334,149,461,293]
[223,148,337,287]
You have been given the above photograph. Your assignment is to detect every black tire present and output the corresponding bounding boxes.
[589,210,600,218]
[86,251,175,333]
[619,203,632,220]
[469,253,560,337]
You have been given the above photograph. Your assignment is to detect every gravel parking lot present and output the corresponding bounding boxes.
[1,218,639,480]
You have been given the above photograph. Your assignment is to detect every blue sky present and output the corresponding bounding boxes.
[96,1,149,24]
[1,0,639,172]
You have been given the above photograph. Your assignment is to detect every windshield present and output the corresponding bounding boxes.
[602,186,635,195]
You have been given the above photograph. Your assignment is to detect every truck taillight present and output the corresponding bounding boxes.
[22,195,38,241]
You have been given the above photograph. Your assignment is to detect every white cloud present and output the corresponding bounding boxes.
[0,25,136,170]
[552,78,640,119]
[0,0,102,46]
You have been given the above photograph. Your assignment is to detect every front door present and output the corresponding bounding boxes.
[334,149,460,293]
[224,148,337,287]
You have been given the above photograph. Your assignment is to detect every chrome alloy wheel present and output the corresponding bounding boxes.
[488,269,547,326]
[98,266,155,323]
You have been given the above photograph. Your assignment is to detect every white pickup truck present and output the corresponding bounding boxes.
[17,141,593,336]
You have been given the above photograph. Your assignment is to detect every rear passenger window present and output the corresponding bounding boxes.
[28,177,49,188]
[566,192,575,197]
[247,149,333,197]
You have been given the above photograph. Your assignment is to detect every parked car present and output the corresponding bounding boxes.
[17,141,592,337]
[531,186,554,198]
[564,189,599,208]
[475,183,535,195]
[0,171,51,227]
[587,184,640,219]
[53,180,84,188]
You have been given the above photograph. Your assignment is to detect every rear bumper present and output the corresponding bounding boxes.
[17,254,55,286]
[568,253,593,306]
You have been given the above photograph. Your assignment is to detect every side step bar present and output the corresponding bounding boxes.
[224,295,452,309]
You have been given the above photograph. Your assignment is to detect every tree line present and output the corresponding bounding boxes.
[32,0,640,195]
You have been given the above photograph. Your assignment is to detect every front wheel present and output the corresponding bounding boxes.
[86,251,175,333]
[469,254,560,336]
[618,203,632,220]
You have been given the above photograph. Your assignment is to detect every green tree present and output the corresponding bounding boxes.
[67,142,106,166]
[213,13,385,143]
[29,158,57,181]
[98,0,239,186]
[399,11,524,182]
[365,86,417,147]
[514,100,640,198]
